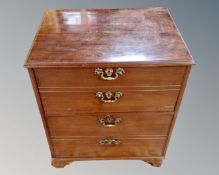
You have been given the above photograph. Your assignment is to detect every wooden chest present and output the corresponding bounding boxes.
[24,8,194,168]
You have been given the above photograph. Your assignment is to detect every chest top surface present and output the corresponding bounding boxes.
[24,7,194,67]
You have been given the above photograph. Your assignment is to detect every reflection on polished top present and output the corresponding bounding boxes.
[24,7,194,67]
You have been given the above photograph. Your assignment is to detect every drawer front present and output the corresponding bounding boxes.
[40,89,179,115]
[47,112,173,137]
[52,137,166,158]
[34,67,186,88]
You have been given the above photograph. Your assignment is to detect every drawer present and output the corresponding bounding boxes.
[34,67,186,88]
[47,112,173,137]
[40,89,179,115]
[52,137,166,158]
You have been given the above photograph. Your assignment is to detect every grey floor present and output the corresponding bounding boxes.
[0,0,218,174]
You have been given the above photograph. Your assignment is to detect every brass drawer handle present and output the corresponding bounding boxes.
[99,115,122,127]
[99,139,121,145]
[96,91,123,103]
[95,67,125,80]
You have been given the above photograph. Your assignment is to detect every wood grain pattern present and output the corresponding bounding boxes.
[40,89,179,115]
[24,8,194,168]
[28,69,54,156]
[34,66,186,88]
[24,8,194,68]
[47,112,173,137]
[51,137,166,158]
[163,66,192,155]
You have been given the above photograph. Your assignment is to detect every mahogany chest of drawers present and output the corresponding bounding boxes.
[24,8,194,168]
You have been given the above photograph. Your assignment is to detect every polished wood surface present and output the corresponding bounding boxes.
[28,69,54,156]
[52,137,166,158]
[24,8,194,168]
[24,7,194,67]
[163,66,191,155]
[34,66,186,88]
[40,89,179,115]
[47,112,173,137]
